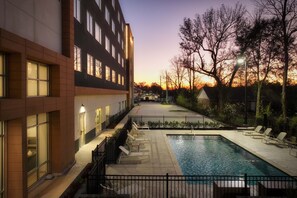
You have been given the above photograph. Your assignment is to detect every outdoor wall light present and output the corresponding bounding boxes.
[80,104,86,113]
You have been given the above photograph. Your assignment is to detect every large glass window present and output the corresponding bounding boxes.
[86,11,93,35]
[122,76,125,85]
[95,22,102,44]
[112,45,115,59]
[74,0,81,22]
[112,20,115,34]
[105,7,110,25]
[74,46,81,71]
[0,53,6,97]
[27,113,49,187]
[95,59,102,78]
[105,66,110,81]
[112,70,116,83]
[27,61,49,97]
[87,54,94,76]
[112,0,115,9]
[118,74,121,85]
[105,36,110,53]
[0,122,4,198]
[95,0,101,10]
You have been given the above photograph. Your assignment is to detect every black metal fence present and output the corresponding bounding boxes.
[86,174,297,198]
[129,115,230,130]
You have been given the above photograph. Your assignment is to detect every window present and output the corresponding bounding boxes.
[0,53,6,97]
[112,70,116,83]
[95,59,102,78]
[118,32,121,44]
[0,122,4,197]
[121,40,124,49]
[112,20,115,34]
[118,53,121,64]
[112,0,115,9]
[95,0,101,10]
[95,108,102,133]
[74,46,81,71]
[122,76,125,85]
[27,113,49,187]
[122,58,124,67]
[95,22,102,44]
[118,12,121,23]
[112,45,115,59]
[86,11,93,35]
[74,0,81,22]
[105,66,110,81]
[87,54,94,75]
[118,74,121,84]
[27,61,49,97]
[105,36,110,53]
[105,7,110,25]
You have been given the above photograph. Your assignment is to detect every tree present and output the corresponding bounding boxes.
[179,3,246,112]
[237,14,282,118]
[168,56,187,90]
[255,0,297,119]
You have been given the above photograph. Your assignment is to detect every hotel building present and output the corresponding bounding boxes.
[0,0,133,197]
[73,0,133,151]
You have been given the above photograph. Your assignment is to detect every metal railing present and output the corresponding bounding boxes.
[86,174,297,198]
[129,115,230,129]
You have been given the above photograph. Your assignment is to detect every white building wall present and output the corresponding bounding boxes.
[0,0,62,53]
[74,94,127,140]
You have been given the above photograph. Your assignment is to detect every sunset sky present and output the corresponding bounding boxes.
[119,0,255,85]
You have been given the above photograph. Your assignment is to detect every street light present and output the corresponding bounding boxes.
[237,57,247,125]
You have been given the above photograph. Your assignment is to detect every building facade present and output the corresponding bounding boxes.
[0,0,74,197]
[73,0,134,151]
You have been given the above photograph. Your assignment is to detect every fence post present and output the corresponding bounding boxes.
[166,173,169,198]
[244,173,248,196]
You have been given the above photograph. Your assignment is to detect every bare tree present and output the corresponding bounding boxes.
[168,56,187,90]
[237,13,282,118]
[255,0,297,119]
[179,3,246,112]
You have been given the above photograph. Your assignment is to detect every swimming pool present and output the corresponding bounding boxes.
[167,135,287,176]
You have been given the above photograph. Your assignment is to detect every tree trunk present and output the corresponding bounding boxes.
[256,81,263,118]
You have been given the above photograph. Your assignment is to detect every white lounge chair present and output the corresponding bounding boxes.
[243,125,263,136]
[262,132,287,146]
[118,146,150,163]
[127,133,150,142]
[251,128,272,139]
[133,121,150,130]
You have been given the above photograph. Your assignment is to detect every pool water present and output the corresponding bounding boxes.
[167,135,287,176]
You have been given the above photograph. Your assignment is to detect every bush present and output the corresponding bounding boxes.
[289,116,297,137]
[220,103,237,123]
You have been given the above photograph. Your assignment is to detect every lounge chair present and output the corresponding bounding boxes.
[118,146,150,163]
[127,133,150,142]
[133,121,150,130]
[262,132,287,146]
[243,125,263,136]
[128,128,145,137]
[251,128,272,139]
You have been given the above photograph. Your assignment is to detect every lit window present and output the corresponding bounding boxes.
[105,7,110,25]
[112,20,115,34]
[87,54,94,75]
[87,11,93,35]
[118,32,121,44]
[105,36,110,53]
[95,0,101,10]
[0,53,6,97]
[95,22,102,44]
[0,121,4,197]
[112,70,116,83]
[74,46,81,71]
[118,74,121,84]
[95,59,102,78]
[105,66,110,81]
[27,113,49,187]
[74,0,81,22]
[27,61,49,97]
[122,76,125,85]
[121,40,124,49]
[112,45,115,59]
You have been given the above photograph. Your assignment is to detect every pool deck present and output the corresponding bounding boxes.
[30,103,297,198]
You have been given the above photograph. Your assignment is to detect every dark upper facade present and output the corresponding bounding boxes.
[74,0,127,91]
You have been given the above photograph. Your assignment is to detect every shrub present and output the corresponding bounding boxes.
[289,116,297,137]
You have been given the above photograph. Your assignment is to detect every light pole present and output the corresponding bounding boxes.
[237,57,247,125]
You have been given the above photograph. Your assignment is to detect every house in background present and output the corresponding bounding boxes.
[197,86,256,111]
